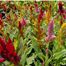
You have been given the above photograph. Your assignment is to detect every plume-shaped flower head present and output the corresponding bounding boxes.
[38,9,44,23]
[18,18,26,30]
[0,37,20,65]
[58,1,66,19]
[60,23,66,38]
[45,19,56,42]
[58,23,66,46]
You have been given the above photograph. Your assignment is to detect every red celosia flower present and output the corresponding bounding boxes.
[0,37,20,65]
[58,1,64,13]
[38,9,44,23]
[6,38,15,55]
[58,1,66,19]
[45,19,56,42]
[18,18,26,30]
[0,45,3,54]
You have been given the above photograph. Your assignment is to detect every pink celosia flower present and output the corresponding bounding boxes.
[45,19,56,42]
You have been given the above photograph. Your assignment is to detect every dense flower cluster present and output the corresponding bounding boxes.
[0,37,20,65]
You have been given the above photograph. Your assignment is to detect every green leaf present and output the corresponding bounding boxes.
[0,9,3,13]
[27,54,36,65]
[34,59,42,66]
[31,36,41,53]
[36,52,45,61]
[53,49,66,60]
[60,58,66,65]
[20,53,27,66]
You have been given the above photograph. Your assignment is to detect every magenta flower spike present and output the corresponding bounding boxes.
[45,19,56,42]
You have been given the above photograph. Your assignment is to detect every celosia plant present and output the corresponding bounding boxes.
[0,1,66,66]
